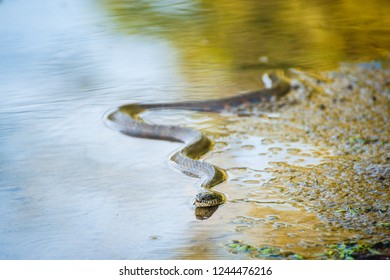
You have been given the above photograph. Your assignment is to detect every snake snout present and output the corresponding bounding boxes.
[194,192,224,208]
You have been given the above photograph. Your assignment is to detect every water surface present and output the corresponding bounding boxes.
[0,0,388,259]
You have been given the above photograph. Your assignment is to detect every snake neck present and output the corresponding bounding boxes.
[107,104,226,190]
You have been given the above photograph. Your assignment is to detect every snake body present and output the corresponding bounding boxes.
[105,73,290,219]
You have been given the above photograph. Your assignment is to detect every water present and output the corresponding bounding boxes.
[0,0,388,259]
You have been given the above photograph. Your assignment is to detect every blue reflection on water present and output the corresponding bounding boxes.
[0,0,196,259]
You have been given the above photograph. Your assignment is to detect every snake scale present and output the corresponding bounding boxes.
[105,73,290,219]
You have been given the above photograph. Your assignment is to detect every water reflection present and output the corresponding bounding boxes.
[0,0,388,259]
[105,0,390,72]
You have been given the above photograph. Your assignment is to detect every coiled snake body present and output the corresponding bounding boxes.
[105,73,290,219]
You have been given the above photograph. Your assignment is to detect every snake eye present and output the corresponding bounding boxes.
[203,193,217,201]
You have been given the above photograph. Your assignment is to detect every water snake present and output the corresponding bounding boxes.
[104,72,290,220]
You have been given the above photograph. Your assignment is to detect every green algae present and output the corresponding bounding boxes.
[227,239,389,260]
[227,240,305,260]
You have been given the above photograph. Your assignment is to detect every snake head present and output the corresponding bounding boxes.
[194,191,225,208]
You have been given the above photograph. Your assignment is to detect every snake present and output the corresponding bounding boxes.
[104,72,290,219]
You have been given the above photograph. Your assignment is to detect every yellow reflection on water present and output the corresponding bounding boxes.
[105,0,389,73]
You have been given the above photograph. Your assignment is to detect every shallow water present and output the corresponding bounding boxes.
[0,0,388,259]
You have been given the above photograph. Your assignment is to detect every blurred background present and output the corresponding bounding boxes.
[0,0,388,259]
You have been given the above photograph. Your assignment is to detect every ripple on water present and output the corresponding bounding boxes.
[268,147,283,154]
[286,148,301,155]
[241,144,256,150]
[242,180,261,185]
[261,138,275,145]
